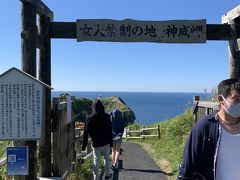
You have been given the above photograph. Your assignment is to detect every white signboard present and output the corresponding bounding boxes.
[0,68,48,140]
[76,19,206,43]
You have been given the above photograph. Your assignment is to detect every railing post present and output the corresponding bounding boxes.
[157,125,160,139]
[127,127,129,139]
[193,96,200,122]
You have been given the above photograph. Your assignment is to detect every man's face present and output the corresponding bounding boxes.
[225,90,240,105]
[218,89,240,119]
[218,90,240,108]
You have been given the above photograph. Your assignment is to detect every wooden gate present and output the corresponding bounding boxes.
[15,0,240,178]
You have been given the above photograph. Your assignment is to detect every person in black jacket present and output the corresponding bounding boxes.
[82,99,113,180]
[178,78,240,180]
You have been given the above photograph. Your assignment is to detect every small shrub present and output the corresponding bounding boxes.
[68,157,104,180]
[0,141,11,179]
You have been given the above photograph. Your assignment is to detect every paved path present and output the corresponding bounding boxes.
[112,142,167,180]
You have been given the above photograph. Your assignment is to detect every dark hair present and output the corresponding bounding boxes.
[217,78,240,98]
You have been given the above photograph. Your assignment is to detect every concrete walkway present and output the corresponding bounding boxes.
[112,142,167,180]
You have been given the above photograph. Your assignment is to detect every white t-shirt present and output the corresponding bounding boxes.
[216,127,240,180]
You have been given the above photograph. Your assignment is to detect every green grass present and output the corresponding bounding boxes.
[67,159,93,180]
[68,157,104,180]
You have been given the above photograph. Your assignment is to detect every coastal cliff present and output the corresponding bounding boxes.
[74,96,135,124]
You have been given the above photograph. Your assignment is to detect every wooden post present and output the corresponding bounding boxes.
[62,105,67,176]
[71,97,76,170]
[52,95,75,177]
[15,2,37,180]
[86,139,92,154]
[157,125,160,139]
[38,15,52,177]
[222,6,240,78]
[228,20,240,78]
[193,96,200,122]
[128,127,131,139]
[66,96,75,172]
[52,98,60,177]
[54,97,67,176]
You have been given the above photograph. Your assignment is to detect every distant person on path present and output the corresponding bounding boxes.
[178,78,240,180]
[82,99,113,180]
[110,108,127,169]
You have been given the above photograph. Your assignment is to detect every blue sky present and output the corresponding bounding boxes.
[0,1,239,92]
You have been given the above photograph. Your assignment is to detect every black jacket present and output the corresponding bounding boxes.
[178,113,220,180]
[82,100,113,150]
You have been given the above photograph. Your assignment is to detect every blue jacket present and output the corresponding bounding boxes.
[110,109,126,140]
[178,113,221,180]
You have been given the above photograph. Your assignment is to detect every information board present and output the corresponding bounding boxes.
[7,146,29,176]
[0,68,44,140]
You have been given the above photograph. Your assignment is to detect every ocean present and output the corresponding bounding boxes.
[52,91,210,125]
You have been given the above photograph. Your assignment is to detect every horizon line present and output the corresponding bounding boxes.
[52,90,210,94]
